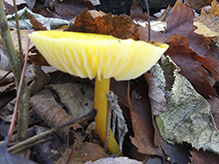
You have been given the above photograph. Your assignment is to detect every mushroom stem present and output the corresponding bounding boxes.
[94,77,120,154]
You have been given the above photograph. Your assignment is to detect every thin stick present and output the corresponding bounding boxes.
[7,30,30,143]
[8,109,97,152]
[145,0,151,41]
[12,0,23,65]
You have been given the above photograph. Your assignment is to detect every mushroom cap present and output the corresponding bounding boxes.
[29,31,169,80]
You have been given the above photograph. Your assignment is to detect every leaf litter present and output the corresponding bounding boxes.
[1,0,219,163]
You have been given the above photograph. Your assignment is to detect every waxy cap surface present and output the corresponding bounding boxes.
[29,31,169,80]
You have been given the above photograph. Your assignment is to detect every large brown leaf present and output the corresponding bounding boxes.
[166,0,211,56]
[165,34,218,97]
[128,77,164,156]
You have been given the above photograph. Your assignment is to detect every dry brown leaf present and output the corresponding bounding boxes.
[30,88,76,140]
[10,30,32,56]
[55,142,108,164]
[85,157,142,164]
[194,5,219,44]
[165,34,218,97]
[207,97,219,130]
[190,148,219,164]
[128,77,164,156]
[130,0,148,21]
[70,9,136,39]
[0,44,11,71]
[48,83,93,120]
[27,13,47,31]
[50,0,93,20]
[25,64,51,95]
[165,0,211,56]
[184,0,212,10]
[210,0,219,17]
[28,46,50,66]
[144,73,168,115]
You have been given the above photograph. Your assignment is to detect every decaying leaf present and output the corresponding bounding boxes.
[165,34,219,97]
[0,44,11,71]
[184,0,212,10]
[106,91,128,151]
[27,13,47,31]
[6,7,69,29]
[154,56,219,154]
[48,83,93,120]
[85,157,142,164]
[190,148,219,164]
[55,142,108,164]
[50,0,94,20]
[194,2,219,44]
[70,9,136,39]
[144,73,167,115]
[128,77,164,156]
[30,89,76,140]
[166,0,211,56]
[25,64,51,95]
[209,0,219,17]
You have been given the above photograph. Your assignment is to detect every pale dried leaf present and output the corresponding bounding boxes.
[0,45,11,71]
[85,157,142,164]
[48,83,93,120]
[6,7,69,29]
[56,142,108,164]
[25,64,51,95]
[4,0,26,6]
[154,56,219,154]
[0,70,14,93]
[145,72,168,115]
[106,91,128,151]
[30,89,75,140]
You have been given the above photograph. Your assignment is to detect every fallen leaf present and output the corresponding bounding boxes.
[56,142,108,164]
[30,88,76,140]
[190,148,219,164]
[0,44,11,71]
[130,0,148,21]
[154,56,219,154]
[209,0,219,17]
[144,73,167,115]
[165,34,218,97]
[25,64,51,95]
[128,77,164,156]
[165,0,211,56]
[85,157,142,164]
[70,9,136,39]
[207,97,219,130]
[51,0,94,20]
[7,7,69,29]
[27,13,47,31]
[137,25,167,42]
[48,83,93,120]
[184,0,212,10]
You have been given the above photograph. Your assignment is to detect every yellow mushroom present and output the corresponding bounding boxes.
[28,31,169,154]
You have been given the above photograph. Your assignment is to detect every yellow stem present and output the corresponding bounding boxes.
[94,77,120,154]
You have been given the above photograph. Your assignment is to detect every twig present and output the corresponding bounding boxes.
[145,0,151,41]
[0,0,21,87]
[12,0,23,65]
[0,0,30,142]
[8,109,97,152]
[16,30,30,141]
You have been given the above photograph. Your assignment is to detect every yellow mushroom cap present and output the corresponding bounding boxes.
[29,31,169,80]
